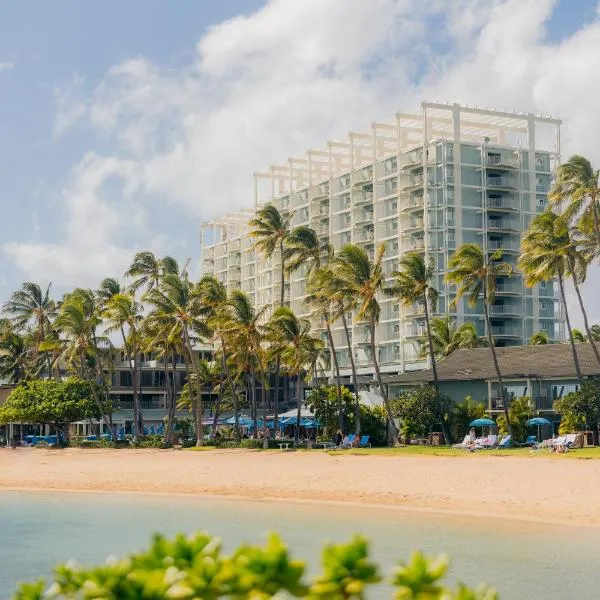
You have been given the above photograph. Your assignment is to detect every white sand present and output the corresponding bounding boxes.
[1,448,598,526]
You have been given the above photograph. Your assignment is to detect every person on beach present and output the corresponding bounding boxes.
[335,429,343,447]
[469,427,476,442]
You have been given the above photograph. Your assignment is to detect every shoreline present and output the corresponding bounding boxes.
[2,448,600,527]
[2,484,599,530]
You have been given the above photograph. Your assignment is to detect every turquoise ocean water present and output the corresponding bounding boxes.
[0,490,598,598]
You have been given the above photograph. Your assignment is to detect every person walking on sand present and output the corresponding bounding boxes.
[335,428,343,448]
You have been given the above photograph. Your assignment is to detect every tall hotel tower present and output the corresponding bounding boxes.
[201,102,562,377]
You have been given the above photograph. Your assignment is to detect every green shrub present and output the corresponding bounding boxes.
[13,531,498,599]
[130,434,171,449]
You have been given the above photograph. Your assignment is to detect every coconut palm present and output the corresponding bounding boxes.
[249,204,294,428]
[418,316,485,359]
[387,253,439,385]
[590,325,600,342]
[103,293,145,437]
[331,243,397,443]
[571,329,586,343]
[550,155,600,247]
[125,252,179,294]
[518,212,588,383]
[144,273,210,445]
[219,290,266,439]
[0,321,30,383]
[265,306,322,448]
[529,331,549,345]
[3,282,56,377]
[446,243,513,433]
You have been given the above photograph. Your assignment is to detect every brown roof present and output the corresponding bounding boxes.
[386,344,600,384]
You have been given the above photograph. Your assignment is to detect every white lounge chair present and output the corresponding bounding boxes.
[453,435,471,449]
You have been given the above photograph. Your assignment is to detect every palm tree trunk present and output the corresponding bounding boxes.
[250,366,257,439]
[569,261,600,368]
[262,372,269,449]
[423,294,439,385]
[294,372,302,448]
[163,349,175,445]
[369,314,397,445]
[325,316,343,428]
[482,293,512,435]
[558,272,584,384]
[341,311,361,434]
[212,350,226,439]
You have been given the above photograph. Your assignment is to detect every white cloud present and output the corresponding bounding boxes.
[4,0,600,326]
[0,61,15,71]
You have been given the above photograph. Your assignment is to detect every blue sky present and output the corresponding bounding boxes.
[1,0,600,324]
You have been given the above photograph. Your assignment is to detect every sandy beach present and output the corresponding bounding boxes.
[1,448,599,526]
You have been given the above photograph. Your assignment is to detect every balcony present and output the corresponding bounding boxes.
[354,209,374,224]
[405,325,426,337]
[116,400,166,411]
[356,229,375,243]
[495,283,521,295]
[354,190,374,206]
[488,239,521,252]
[404,303,426,317]
[486,176,519,189]
[487,219,519,232]
[401,195,424,212]
[402,217,424,232]
[486,154,520,169]
[491,326,521,338]
[488,304,521,316]
[401,174,425,190]
[486,197,518,211]
[353,166,374,185]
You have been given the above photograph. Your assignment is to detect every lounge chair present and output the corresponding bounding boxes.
[497,434,512,448]
[475,435,498,449]
[340,434,355,449]
[453,435,471,449]
[358,435,371,448]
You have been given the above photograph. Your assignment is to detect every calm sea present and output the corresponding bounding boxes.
[0,490,597,598]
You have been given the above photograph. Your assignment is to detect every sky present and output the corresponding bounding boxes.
[0,0,600,326]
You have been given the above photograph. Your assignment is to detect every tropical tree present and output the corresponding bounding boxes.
[518,212,597,380]
[249,204,293,427]
[144,273,209,445]
[571,329,586,343]
[529,331,549,345]
[417,316,485,360]
[446,243,513,433]
[219,290,265,440]
[103,293,145,437]
[125,252,179,294]
[449,395,486,444]
[550,155,600,247]
[3,282,56,377]
[265,306,322,448]
[0,321,30,383]
[331,244,397,444]
[387,253,439,385]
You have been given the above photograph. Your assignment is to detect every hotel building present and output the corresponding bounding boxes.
[200,102,562,380]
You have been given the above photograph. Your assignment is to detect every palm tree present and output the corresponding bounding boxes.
[550,155,600,247]
[446,243,513,433]
[571,329,586,343]
[590,325,600,341]
[249,204,294,427]
[220,290,266,440]
[3,282,56,377]
[144,273,209,445]
[519,212,594,381]
[125,252,179,294]
[103,293,145,437]
[0,320,29,383]
[265,306,322,448]
[418,316,485,359]
[529,331,549,345]
[387,253,439,385]
[331,243,397,444]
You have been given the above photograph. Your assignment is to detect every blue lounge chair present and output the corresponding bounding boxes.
[498,434,512,448]
[358,435,371,448]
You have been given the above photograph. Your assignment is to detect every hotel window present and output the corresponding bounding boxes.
[536,156,544,167]
[540,281,547,289]
[541,302,548,310]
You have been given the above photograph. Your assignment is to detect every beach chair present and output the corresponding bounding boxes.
[358,435,371,448]
[497,434,512,448]
[341,434,355,448]
[550,436,567,452]
[475,435,497,449]
[453,435,470,449]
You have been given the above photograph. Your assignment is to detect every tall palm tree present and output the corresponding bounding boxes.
[3,282,56,377]
[417,316,485,360]
[331,243,397,444]
[265,306,322,448]
[446,243,513,433]
[249,204,294,429]
[0,321,29,383]
[387,253,439,385]
[529,331,549,345]
[144,273,210,446]
[103,293,145,437]
[550,155,600,248]
[125,252,179,294]
[220,290,266,440]
[519,212,595,381]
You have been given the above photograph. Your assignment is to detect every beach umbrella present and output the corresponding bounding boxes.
[469,418,496,427]
[526,417,553,442]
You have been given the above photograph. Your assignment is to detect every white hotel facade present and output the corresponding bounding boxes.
[200,102,563,379]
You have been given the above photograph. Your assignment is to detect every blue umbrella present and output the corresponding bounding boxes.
[526,417,553,443]
[469,418,496,427]
[526,417,552,426]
